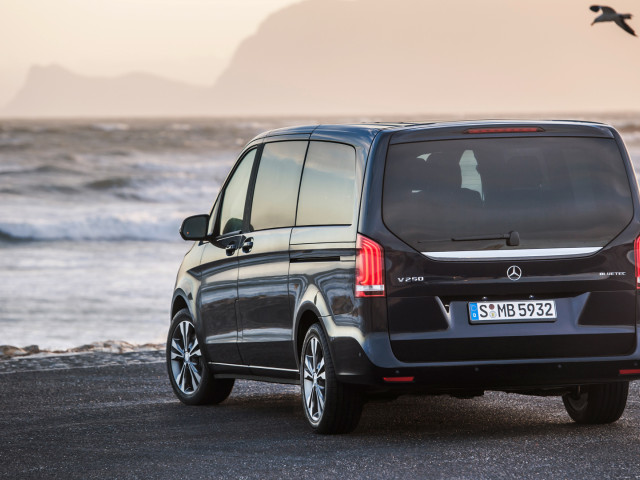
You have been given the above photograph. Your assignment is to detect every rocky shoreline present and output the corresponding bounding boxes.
[0,341,165,374]
[0,340,164,360]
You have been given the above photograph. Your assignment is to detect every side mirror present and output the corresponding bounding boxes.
[179,214,209,241]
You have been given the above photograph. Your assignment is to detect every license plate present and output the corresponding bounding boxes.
[468,300,557,322]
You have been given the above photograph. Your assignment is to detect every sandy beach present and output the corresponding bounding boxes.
[1,351,640,479]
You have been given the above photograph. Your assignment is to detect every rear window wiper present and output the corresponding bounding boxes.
[451,231,520,246]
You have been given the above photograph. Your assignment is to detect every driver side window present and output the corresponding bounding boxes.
[217,148,257,236]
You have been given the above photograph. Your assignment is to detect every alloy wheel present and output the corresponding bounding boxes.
[303,336,326,422]
[170,320,203,394]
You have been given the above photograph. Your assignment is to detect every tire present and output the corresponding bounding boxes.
[300,323,363,434]
[562,382,629,424]
[166,308,234,405]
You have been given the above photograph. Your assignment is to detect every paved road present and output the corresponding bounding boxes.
[1,351,639,479]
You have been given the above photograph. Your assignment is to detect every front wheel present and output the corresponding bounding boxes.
[562,382,629,424]
[300,324,363,434]
[166,308,234,405]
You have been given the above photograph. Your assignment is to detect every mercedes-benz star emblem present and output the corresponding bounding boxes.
[507,265,522,281]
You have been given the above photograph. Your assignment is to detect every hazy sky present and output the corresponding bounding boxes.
[0,0,301,105]
[2,0,640,116]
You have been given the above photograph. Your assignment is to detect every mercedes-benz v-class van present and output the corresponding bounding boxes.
[167,120,640,434]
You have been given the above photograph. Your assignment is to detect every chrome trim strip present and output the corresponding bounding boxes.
[209,362,250,369]
[210,362,298,373]
[422,247,601,260]
[250,365,299,373]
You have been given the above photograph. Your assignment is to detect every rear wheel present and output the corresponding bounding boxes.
[300,324,363,434]
[167,308,234,405]
[562,382,628,424]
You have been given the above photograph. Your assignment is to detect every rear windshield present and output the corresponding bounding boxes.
[383,137,634,252]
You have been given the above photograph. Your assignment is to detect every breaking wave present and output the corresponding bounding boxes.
[0,214,183,243]
[85,177,134,190]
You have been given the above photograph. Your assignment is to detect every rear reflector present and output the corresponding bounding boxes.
[355,234,385,297]
[635,236,640,289]
[464,127,544,134]
[620,369,640,375]
[383,376,415,383]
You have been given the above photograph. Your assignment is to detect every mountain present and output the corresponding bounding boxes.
[1,65,211,118]
[208,0,640,115]
[4,0,640,118]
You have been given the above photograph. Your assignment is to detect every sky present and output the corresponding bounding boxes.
[2,0,640,116]
[0,0,302,106]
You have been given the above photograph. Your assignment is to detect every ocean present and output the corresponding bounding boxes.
[2,115,640,351]
[0,118,302,351]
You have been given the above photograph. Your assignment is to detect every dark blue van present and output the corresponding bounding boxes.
[168,120,640,433]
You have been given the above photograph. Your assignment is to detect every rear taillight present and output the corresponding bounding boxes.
[635,236,640,289]
[355,234,385,297]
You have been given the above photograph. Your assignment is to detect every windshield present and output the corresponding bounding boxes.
[383,136,634,253]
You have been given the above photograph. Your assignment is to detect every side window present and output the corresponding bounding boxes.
[217,149,257,235]
[249,141,307,231]
[296,141,356,226]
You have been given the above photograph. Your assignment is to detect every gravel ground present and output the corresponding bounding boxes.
[1,351,639,479]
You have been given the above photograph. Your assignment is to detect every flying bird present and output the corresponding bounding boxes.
[590,5,636,36]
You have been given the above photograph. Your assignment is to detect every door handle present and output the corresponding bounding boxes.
[225,242,237,256]
[241,237,254,253]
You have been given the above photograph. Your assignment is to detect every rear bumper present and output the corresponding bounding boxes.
[330,336,640,391]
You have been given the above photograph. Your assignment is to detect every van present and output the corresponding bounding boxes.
[167,120,640,433]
